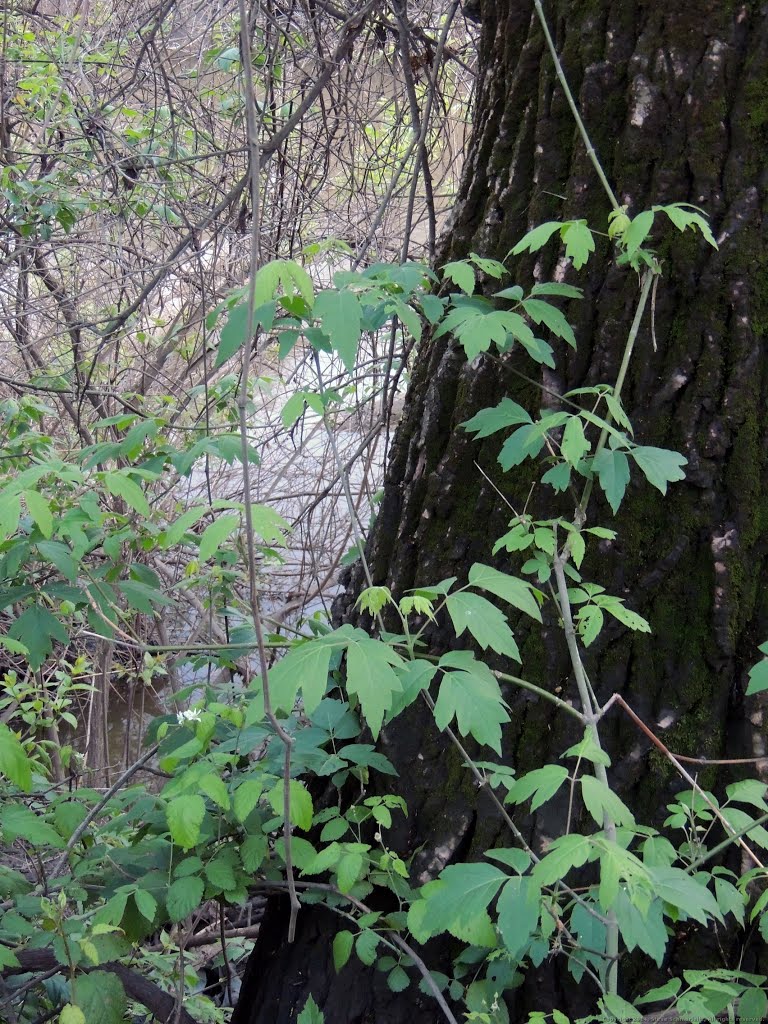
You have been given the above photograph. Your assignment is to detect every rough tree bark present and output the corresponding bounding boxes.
[233,1,768,1020]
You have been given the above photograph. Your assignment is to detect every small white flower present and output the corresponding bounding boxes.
[176,708,202,725]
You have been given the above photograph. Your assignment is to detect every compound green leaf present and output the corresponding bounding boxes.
[387,659,437,720]
[462,398,532,439]
[592,448,630,514]
[433,863,506,932]
[529,282,583,299]
[267,779,313,831]
[467,563,541,621]
[725,778,768,811]
[634,978,682,1005]
[233,779,263,822]
[336,851,365,893]
[561,221,595,269]
[581,602,606,643]
[420,294,446,324]
[601,993,640,1023]
[561,416,590,467]
[0,490,20,537]
[1,803,64,847]
[656,203,717,248]
[622,210,654,257]
[433,658,509,754]
[522,298,577,347]
[497,876,540,959]
[241,834,268,872]
[199,772,230,810]
[507,765,569,811]
[281,392,309,430]
[250,504,289,543]
[541,462,572,493]
[597,597,651,634]
[646,866,722,925]
[387,966,410,992]
[532,833,593,886]
[630,446,687,494]
[53,801,88,839]
[119,579,174,614]
[738,986,768,1023]
[133,888,157,924]
[446,591,520,660]
[162,506,208,548]
[746,657,768,696]
[442,261,475,294]
[355,929,379,966]
[59,1006,85,1024]
[510,222,562,257]
[581,776,635,828]
[714,877,745,926]
[269,637,334,716]
[36,540,78,581]
[344,631,403,738]
[498,423,546,470]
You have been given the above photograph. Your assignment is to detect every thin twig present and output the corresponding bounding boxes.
[237,0,300,943]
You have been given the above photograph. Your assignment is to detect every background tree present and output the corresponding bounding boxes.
[235,0,768,1020]
[0,0,473,784]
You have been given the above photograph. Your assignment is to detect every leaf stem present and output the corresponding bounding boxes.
[532,0,620,212]
[552,549,618,993]
[577,268,655,520]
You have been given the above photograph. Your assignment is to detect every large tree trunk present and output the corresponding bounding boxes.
[234,1,768,1020]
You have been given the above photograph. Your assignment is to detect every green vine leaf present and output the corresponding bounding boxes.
[72,972,127,1024]
[166,794,205,849]
[333,929,354,971]
[297,994,325,1024]
[0,723,32,792]
[166,875,205,923]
